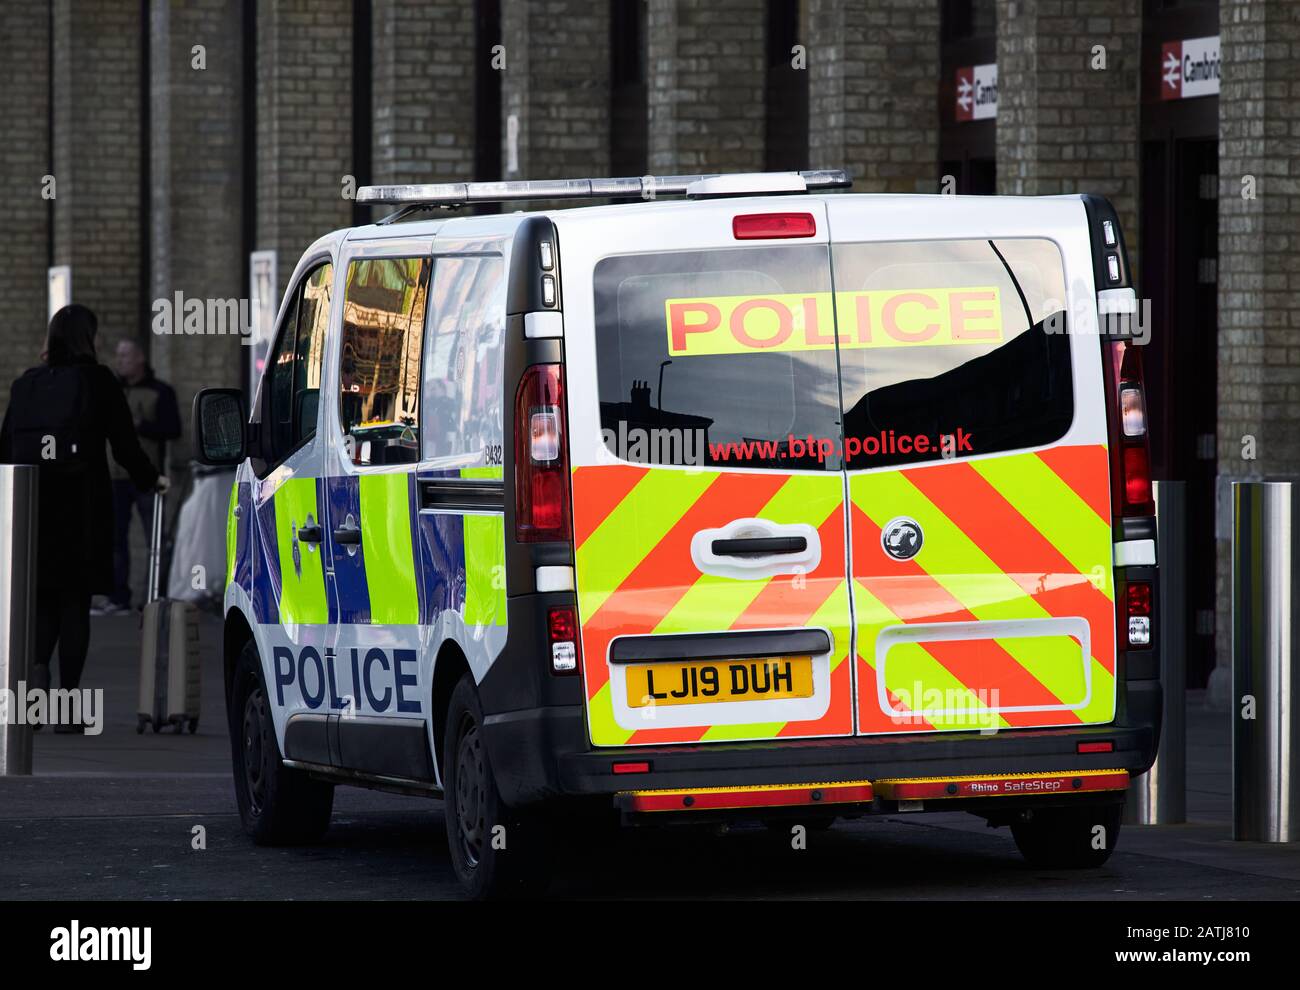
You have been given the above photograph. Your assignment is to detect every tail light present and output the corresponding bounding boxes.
[1105,339,1154,517]
[515,363,572,542]
[1125,581,1152,649]
[548,605,580,674]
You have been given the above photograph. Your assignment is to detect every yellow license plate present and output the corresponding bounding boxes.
[625,657,814,708]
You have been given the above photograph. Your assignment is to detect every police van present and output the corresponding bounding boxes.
[194,170,1159,897]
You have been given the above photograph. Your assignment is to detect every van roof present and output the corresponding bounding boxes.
[339,189,1093,245]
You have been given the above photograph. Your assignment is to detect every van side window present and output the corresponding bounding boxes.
[262,261,332,467]
[338,257,432,466]
[420,254,507,467]
[293,264,333,446]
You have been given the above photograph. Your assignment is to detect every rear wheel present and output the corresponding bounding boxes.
[230,640,334,845]
[1011,804,1122,869]
[442,674,548,898]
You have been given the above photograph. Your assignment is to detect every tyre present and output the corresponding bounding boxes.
[230,640,334,845]
[1011,803,1122,869]
[442,673,548,899]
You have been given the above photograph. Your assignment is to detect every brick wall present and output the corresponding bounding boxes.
[0,6,50,409]
[501,0,610,181]
[807,0,940,192]
[51,0,144,352]
[1211,0,1300,701]
[996,0,1142,265]
[647,0,764,174]
[148,0,246,455]
[372,0,475,186]
[256,0,353,303]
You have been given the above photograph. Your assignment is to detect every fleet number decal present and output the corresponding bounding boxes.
[665,287,1003,357]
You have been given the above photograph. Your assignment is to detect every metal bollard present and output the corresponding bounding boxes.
[0,465,38,775]
[1127,480,1186,824]
[1232,480,1300,842]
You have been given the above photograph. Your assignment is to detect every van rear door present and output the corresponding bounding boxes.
[824,197,1118,735]
[561,200,856,746]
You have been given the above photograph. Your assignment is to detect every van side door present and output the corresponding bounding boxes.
[248,261,335,742]
[319,254,434,779]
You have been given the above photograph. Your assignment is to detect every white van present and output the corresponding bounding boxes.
[195,170,1159,897]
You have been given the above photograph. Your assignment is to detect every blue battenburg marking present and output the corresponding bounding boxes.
[416,507,467,627]
[407,473,429,624]
[325,475,372,624]
[251,488,281,625]
[233,481,253,597]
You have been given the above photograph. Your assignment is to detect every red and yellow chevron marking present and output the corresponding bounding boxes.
[573,467,853,747]
[619,779,875,813]
[572,444,1116,747]
[851,444,1116,735]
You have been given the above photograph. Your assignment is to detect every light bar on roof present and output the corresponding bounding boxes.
[355,170,851,207]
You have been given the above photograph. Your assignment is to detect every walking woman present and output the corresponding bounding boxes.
[0,305,166,731]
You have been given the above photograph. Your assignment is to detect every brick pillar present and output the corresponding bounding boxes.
[0,6,51,408]
[646,0,765,174]
[995,0,1141,263]
[51,0,144,349]
[807,0,940,192]
[500,0,610,181]
[1211,0,1300,706]
[372,0,475,186]
[256,0,352,302]
[148,0,245,451]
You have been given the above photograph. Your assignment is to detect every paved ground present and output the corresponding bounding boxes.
[3,613,1299,900]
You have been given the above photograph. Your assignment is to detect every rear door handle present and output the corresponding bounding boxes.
[297,524,324,545]
[711,536,807,557]
[692,518,821,580]
[332,525,362,546]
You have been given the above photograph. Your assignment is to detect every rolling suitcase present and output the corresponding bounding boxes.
[136,490,201,734]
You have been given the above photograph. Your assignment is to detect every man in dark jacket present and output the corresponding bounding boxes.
[104,339,181,613]
[0,305,165,726]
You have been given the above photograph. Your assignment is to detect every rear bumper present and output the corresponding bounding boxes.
[482,679,1161,808]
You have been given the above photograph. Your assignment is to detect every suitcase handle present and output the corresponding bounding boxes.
[147,489,165,604]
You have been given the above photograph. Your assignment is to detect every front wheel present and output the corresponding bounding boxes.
[442,674,548,898]
[1011,803,1122,869]
[230,640,334,845]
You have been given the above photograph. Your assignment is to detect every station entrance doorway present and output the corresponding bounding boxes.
[1140,0,1220,687]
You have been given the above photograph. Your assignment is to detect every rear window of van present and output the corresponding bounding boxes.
[591,237,1072,471]
[832,237,1073,468]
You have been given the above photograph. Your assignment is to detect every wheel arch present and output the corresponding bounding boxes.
[224,607,256,713]
[430,639,472,780]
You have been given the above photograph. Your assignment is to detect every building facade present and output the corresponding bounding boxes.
[0,0,1292,693]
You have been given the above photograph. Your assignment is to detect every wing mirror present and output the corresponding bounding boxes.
[192,388,248,466]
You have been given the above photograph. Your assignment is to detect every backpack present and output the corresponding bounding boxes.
[8,365,92,472]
